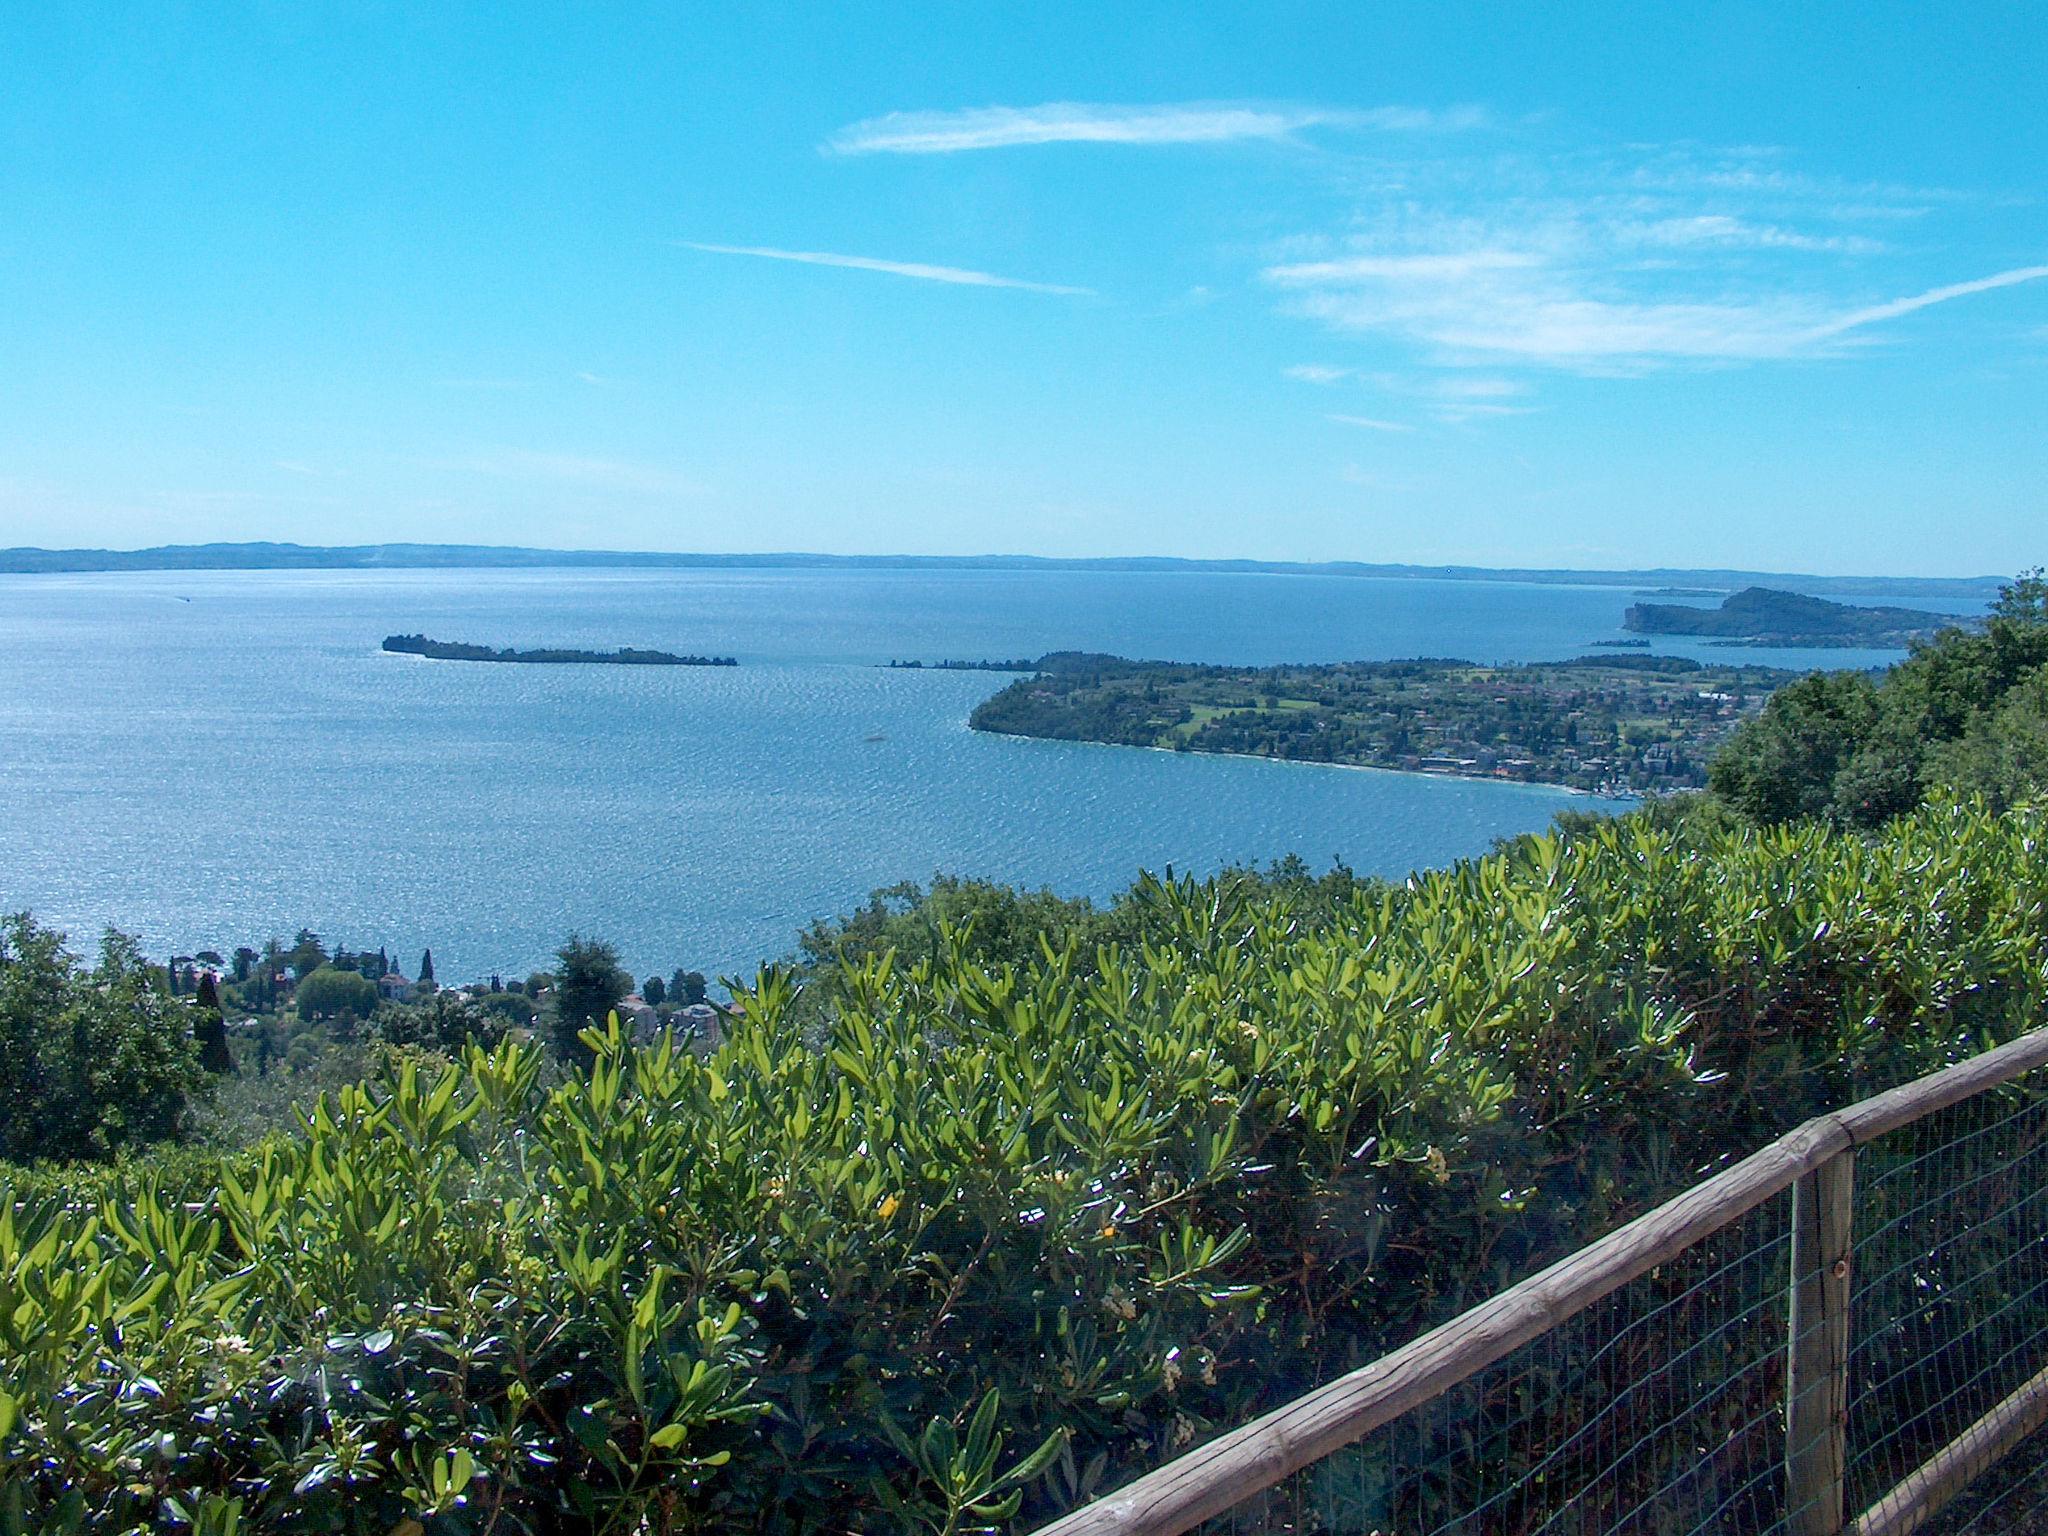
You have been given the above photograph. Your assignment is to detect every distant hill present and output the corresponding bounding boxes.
[0,541,2010,601]
[1625,586,1965,646]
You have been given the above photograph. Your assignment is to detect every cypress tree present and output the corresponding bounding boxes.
[419,949,435,985]
[193,972,234,1075]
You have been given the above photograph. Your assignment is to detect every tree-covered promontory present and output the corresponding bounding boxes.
[1624,585,1960,646]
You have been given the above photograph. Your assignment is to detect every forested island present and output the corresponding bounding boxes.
[382,633,737,666]
[1624,585,1962,646]
[968,651,1795,793]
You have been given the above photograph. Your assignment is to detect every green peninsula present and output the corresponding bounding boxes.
[968,652,1797,793]
[382,634,736,666]
[1624,586,1962,646]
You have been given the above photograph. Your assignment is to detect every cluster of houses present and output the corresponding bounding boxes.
[617,995,727,1053]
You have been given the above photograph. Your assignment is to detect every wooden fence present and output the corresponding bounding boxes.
[1032,1029,2048,1536]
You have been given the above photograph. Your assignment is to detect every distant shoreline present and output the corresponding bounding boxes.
[1019,729,1626,801]
[0,541,2007,601]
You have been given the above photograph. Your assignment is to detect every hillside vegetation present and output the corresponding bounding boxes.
[7,798,2048,1532]
[1709,570,2048,824]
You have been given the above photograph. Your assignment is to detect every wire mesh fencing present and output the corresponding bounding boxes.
[1195,1196,1795,1536]
[1037,1032,2048,1536]
[1850,1083,2048,1535]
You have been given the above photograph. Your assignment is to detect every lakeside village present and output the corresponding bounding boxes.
[964,652,1796,798]
[162,932,727,1073]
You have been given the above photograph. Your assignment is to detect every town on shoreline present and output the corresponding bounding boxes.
[962,651,1799,796]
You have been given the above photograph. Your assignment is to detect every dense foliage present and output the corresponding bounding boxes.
[294,966,380,1024]
[0,916,205,1163]
[1711,571,2048,825]
[5,798,2047,1531]
[551,937,633,1064]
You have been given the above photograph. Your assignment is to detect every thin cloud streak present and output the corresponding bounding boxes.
[441,449,700,496]
[1620,214,1886,255]
[1805,265,2048,340]
[826,100,1482,155]
[680,241,1090,296]
[1327,414,1415,432]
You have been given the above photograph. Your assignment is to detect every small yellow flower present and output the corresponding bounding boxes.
[878,1193,901,1219]
[764,1176,787,1200]
[1100,1223,1118,1240]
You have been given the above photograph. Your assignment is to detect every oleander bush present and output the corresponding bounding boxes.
[3,797,2047,1533]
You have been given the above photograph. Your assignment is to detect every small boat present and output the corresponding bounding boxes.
[864,732,887,743]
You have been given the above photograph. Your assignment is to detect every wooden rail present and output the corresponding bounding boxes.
[1850,1362,2048,1536]
[1032,1029,2048,1536]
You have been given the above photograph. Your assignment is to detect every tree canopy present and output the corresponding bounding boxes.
[293,965,379,1023]
[0,915,204,1161]
[550,935,630,1062]
[1708,570,2048,826]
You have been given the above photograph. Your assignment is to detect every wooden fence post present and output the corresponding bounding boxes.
[1787,1147,1856,1536]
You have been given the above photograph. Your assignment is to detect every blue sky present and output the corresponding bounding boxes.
[3,3,2044,574]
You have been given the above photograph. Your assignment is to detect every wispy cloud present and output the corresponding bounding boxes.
[1266,250,2048,367]
[1271,252,1544,285]
[1327,413,1415,433]
[825,100,1482,155]
[1619,214,1886,255]
[679,241,1090,296]
[1256,137,2043,375]
[1431,402,1538,426]
[1285,364,1353,384]
[1429,377,1528,399]
[441,449,699,496]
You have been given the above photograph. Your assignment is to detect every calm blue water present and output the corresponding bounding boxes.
[0,569,1976,985]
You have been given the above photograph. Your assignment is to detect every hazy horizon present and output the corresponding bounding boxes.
[0,537,2020,591]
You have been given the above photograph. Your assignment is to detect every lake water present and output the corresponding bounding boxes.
[0,568,1974,985]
